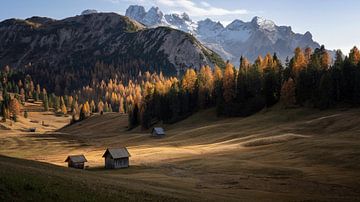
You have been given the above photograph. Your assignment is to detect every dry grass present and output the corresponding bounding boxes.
[1,103,360,201]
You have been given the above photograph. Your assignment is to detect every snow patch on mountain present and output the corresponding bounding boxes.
[125,5,321,64]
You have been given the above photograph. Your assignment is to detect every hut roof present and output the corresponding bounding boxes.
[102,148,130,159]
[65,155,87,163]
[152,127,165,135]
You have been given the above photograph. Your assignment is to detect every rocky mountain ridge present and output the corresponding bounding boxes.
[125,5,321,64]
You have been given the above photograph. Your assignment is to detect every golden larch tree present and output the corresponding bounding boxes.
[223,63,236,103]
[293,47,307,75]
[181,68,197,93]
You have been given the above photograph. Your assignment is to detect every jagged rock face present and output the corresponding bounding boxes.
[81,9,98,15]
[125,5,146,22]
[125,5,321,64]
[0,12,223,75]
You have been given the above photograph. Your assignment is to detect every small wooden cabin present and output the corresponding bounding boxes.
[65,155,87,169]
[151,127,165,137]
[102,148,130,169]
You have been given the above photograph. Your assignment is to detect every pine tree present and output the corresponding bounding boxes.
[128,104,139,129]
[318,72,333,109]
[263,66,278,107]
[43,94,49,111]
[281,78,296,108]
[54,95,60,112]
[236,67,247,103]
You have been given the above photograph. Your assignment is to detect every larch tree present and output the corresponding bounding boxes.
[239,56,250,71]
[61,103,67,115]
[197,65,214,108]
[321,51,331,70]
[181,68,197,93]
[9,98,21,121]
[349,46,360,65]
[222,62,236,104]
[304,47,312,64]
[292,47,307,75]
[119,96,125,113]
[254,55,264,69]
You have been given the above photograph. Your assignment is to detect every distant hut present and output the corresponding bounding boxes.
[102,148,130,169]
[65,155,87,169]
[151,127,165,138]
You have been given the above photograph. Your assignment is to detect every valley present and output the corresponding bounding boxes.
[1,1,360,201]
[1,102,360,201]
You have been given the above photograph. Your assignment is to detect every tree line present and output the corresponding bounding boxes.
[130,46,360,129]
[2,45,360,130]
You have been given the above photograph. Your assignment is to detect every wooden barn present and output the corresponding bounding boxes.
[151,127,165,138]
[102,148,130,169]
[65,155,87,169]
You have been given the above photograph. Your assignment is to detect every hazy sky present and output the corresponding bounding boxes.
[1,0,359,54]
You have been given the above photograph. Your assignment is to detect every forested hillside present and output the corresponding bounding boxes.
[0,12,224,95]
[1,46,360,130]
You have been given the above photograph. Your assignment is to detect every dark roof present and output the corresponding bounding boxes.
[102,148,130,159]
[65,155,87,163]
[152,127,165,135]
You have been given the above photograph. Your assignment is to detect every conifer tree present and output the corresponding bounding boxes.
[321,51,331,70]
[24,110,28,118]
[181,69,197,93]
[197,65,214,108]
[292,47,307,75]
[349,46,360,65]
[9,98,21,121]
[281,78,296,108]
[318,72,333,108]
[223,63,236,104]
[61,103,67,115]
[43,94,49,111]
[119,96,125,113]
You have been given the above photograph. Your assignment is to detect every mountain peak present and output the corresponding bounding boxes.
[226,19,246,29]
[125,5,146,22]
[81,9,98,15]
[141,6,166,26]
[181,12,190,21]
[124,5,321,63]
[304,31,313,39]
[251,16,275,31]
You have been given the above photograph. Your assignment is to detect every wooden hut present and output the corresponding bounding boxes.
[65,155,87,169]
[151,127,165,138]
[102,148,130,169]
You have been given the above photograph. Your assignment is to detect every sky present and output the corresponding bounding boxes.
[1,0,359,54]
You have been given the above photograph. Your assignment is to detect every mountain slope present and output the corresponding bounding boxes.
[0,12,224,78]
[126,5,321,64]
[0,155,179,201]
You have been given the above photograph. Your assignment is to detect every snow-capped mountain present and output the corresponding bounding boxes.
[125,5,321,64]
